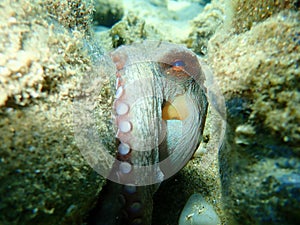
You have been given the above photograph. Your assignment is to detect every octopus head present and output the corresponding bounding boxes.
[73,41,225,186]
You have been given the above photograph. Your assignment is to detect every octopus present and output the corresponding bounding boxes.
[73,41,224,225]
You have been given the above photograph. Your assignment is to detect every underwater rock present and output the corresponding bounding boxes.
[108,0,205,45]
[224,0,299,33]
[109,13,158,48]
[0,1,106,224]
[208,7,300,225]
[93,0,124,28]
[186,0,226,55]
[178,193,220,225]
[149,0,168,7]
[46,0,94,34]
[4,0,299,225]
[0,1,225,225]
[95,0,209,52]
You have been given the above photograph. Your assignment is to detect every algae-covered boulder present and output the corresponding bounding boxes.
[207,4,300,224]
[224,0,299,33]
[0,1,106,224]
[45,0,94,34]
[93,0,124,28]
[185,0,226,55]
[2,0,299,225]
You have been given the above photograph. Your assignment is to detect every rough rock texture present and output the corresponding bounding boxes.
[94,0,209,51]
[225,0,299,33]
[185,0,226,55]
[0,1,105,224]
[93,0,124,27]
[109,13,160,48]
[208,6,300,225]
[46,0,94,34]
[94,10,161,52]
[2,0,299,225]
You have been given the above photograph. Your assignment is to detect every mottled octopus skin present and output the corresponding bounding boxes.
[96,41,208,225]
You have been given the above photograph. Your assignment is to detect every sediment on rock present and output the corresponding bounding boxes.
[0,1,107,224]
[208,8,300,225]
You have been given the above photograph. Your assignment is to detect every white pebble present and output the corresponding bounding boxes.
[179,193,220,225]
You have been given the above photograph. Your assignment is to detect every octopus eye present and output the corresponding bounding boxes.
[171,60,185,72]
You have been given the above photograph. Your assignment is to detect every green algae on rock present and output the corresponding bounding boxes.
[3,0,299,225]
[208,8,300,225]
[185,0,226,55]
[0,0,96,108]
[209,10,300,144]
[94,12,161,52]
[224,0,299,33]
[0,0,106,224]
[109,13,153,47]
[46,0,94,34]
[93,0,124,28]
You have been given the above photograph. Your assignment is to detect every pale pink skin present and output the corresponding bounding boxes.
[98,41,208,225]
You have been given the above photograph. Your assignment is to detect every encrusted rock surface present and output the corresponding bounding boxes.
[1,0,299,224]
[0,1,105,224]
[208,3,300,224]
[185,0,225,55]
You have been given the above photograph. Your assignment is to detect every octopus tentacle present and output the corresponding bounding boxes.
[99,41,207,225]
[81,41,210,225]
[102,59,159,225]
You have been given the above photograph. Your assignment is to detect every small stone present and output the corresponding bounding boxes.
[6,59,23,72]
[0,53,7,66]
[179,193,220,225]
[0,66,11,77]
[235,124,255,145]
[8,17,17,24]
